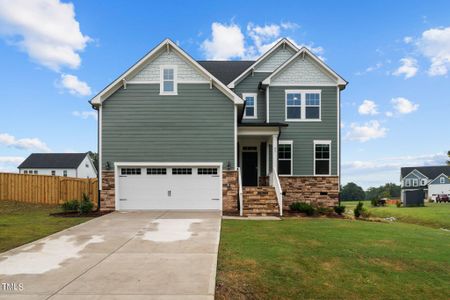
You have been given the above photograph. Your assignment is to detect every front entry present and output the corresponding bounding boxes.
[242,151,258,186]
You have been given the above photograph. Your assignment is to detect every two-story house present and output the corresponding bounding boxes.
[400,166,450,204]
[91,38,347,216]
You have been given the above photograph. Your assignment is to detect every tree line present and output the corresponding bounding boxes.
[340,182,401,201]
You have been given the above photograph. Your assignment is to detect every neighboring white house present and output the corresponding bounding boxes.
[18,153,97,178]
[400,166,450,203]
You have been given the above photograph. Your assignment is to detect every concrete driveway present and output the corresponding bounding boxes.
[0,211,221,299]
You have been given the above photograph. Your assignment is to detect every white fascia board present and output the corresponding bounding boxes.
[227,38,299,89]
[91,38,243,106]
[262,47,348,87]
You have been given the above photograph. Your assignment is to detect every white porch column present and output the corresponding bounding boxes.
[272,134,278,173]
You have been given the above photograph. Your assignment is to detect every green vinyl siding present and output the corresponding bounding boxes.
[269,86,338,176]
[102,84,235,168]
[234,72,271,123]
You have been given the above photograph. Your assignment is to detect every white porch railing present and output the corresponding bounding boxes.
[269,170,283,216]
[237,167,243,216]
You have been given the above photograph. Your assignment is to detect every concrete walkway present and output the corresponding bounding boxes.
[0,211,221,299]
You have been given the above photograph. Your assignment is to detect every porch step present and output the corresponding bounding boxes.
[242,186,280,217]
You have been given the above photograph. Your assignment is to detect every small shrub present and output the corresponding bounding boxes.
[79,193,94,214]
[334,205,346,215]
[354,201,364,218]
[360,207,371,218]
[396,200,402,208]
[371,198,379,207]
[289,202,315,216]
[61,200,79,212]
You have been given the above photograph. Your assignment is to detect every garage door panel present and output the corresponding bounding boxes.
[118,166,221,210]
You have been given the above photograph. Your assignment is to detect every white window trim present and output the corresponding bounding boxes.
[285,89,322,122]
[421,179,427,186]
[278,140,293,176]
[440,177,445,184]
[242,93,257,119]
[412,178,419,187]
[405,179,411,187]
[313,140,331,176]
[160,65,178,95]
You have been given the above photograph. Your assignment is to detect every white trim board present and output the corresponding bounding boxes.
[227,38,299,89]
[262,47,347,87]
[91,38,243,105]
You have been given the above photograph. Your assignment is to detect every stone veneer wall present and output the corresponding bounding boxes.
[280,176,339,211]
[100,170,116,211]
[222,170,239,214]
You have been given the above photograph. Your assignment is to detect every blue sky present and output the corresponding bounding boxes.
[0,0,449,188]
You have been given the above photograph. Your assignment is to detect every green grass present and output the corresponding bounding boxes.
[0,200,93,252]
[343,201,450,229]
[216,218,450,300]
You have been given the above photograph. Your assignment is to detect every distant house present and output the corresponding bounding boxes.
[18,153,97,178]
[400,166,450,203]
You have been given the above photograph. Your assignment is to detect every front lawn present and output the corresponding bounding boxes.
[216,218,450,299]
[344,201,450,229]
[0,200,93,253]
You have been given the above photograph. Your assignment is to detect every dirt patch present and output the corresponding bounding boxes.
[320,258,342,271]
[366,258,408,272]
[50,211,112,218]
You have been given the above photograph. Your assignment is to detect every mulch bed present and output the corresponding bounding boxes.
[50,210,113,218]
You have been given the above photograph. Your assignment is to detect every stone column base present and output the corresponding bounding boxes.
[100,170,115,211]
[222,171,239,215]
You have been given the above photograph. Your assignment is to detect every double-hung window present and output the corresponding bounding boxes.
[243,93,257,119]
[440,177,446,184]
[278,141,293,175]
[160,66,177,95]
[286,92,301,120]
[286,90,321,121]
[314,140,331,175]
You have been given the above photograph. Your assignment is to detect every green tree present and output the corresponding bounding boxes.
[447,150,450,166]
[87,151,99,171]
[340,182,366,201]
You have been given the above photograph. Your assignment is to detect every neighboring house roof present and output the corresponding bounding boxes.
[197,61,255,85]
[18,153,89,169]
[401,166,450,180]
[227,38,299,88]
[261,47,348,88]
[90,38,244,106]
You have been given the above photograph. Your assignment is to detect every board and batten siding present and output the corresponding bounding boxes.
[269,86,338,176]
[102,84,235,168]
[233,72,271,123]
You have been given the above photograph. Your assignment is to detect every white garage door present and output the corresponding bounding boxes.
[117,165,221,210]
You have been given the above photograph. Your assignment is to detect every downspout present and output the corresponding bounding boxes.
[91,102,101,211]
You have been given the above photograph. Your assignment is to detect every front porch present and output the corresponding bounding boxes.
[236,123,287,216]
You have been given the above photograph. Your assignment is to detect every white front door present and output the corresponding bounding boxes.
[117,165,221,210]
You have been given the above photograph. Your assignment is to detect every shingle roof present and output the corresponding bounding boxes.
[401,166,450,179]
[197,60,255,85]
[18,153,88,169]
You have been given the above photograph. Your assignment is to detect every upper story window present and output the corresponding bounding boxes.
[412,179,418,186]
[243,93,257,119]
[440,177,446,184]
[160,66,177,95]
[405,179,411,187]
[420,179,427,186]
[314,140,331,175]
[286,90,321,121]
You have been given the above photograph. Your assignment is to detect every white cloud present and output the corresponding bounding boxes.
[345,121,387,142]
[403,36,413,44]
[0,0,90,71]
[200,22,245,60]
[358,100,379,115]
[0,156,24,173]
[200,21,322,61]
[393,57,418,79]
[391,97,419,114]
[0,133,50,152]
[417,26,450,76]
[385,111,394,117]
[72,110,97,120]
[60,74,91,96]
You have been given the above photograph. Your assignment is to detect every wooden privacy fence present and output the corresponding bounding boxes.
[0,173,98,207]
